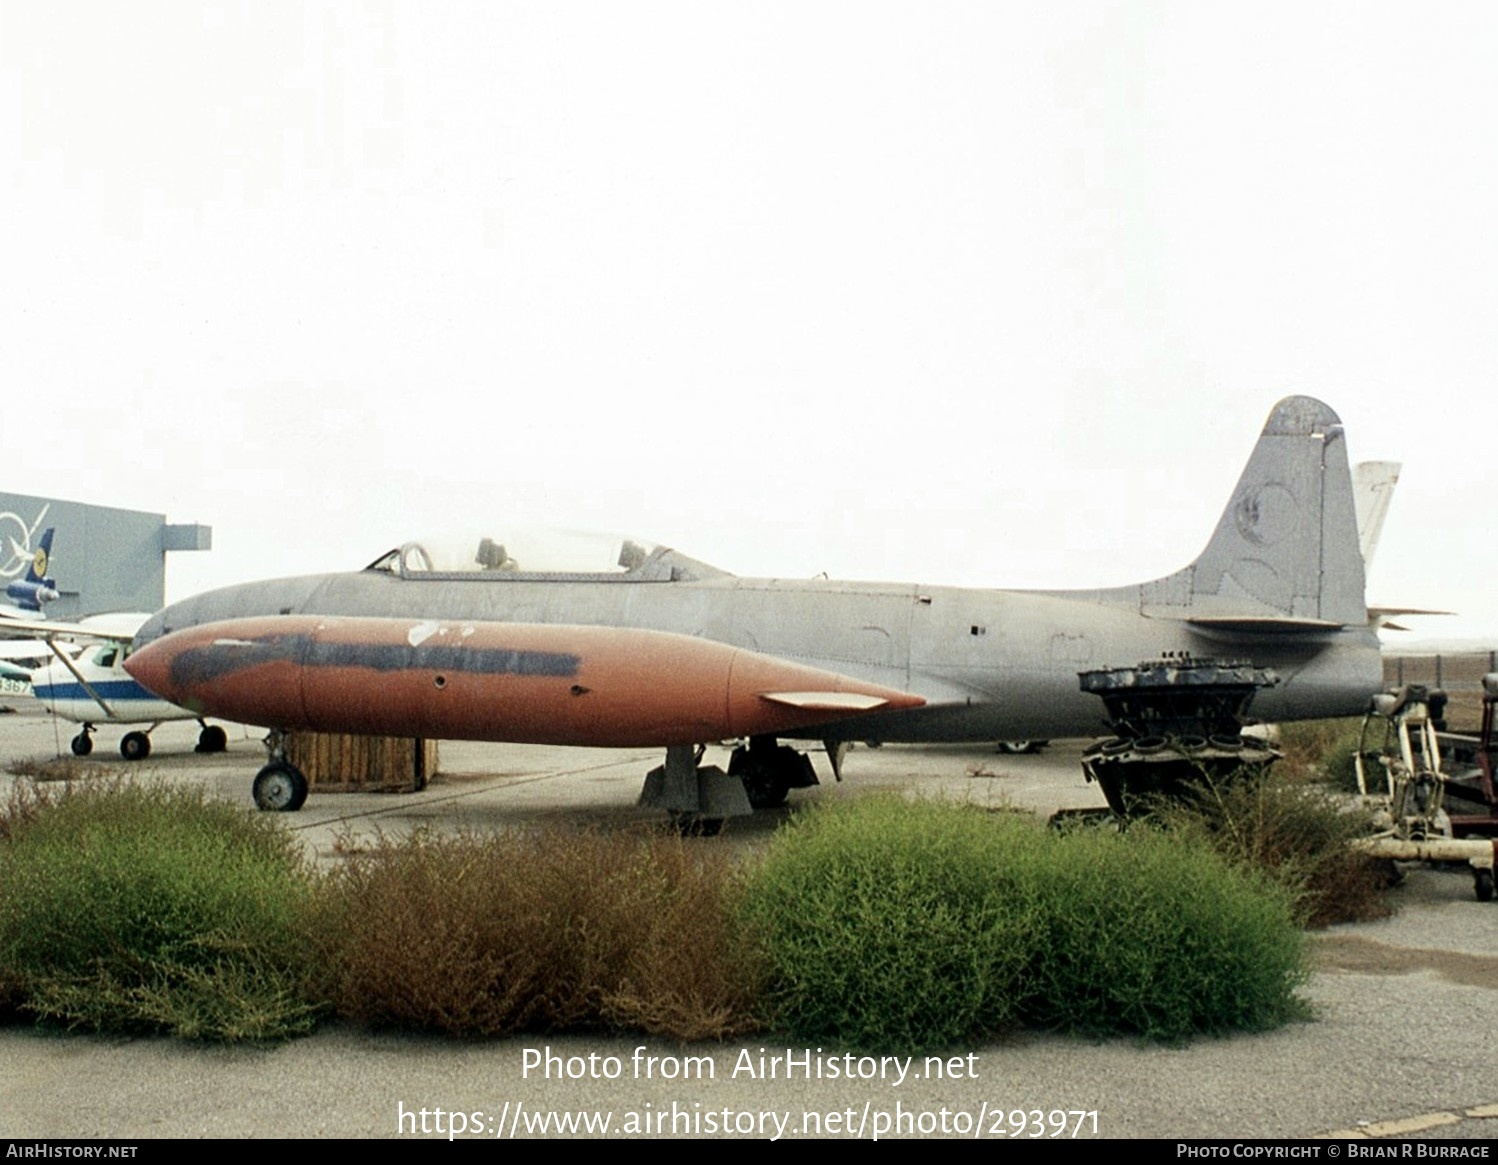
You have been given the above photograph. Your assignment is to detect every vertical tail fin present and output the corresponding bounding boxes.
[6,528,59,613]
[24,528,54,586]
[1134,397,1368,628]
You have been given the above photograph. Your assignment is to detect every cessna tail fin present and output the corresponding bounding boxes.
[1094,397,1368,630]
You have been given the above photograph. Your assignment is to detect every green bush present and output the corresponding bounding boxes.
[1019,825,1308,1038]
[738,798,1042,1051]
[738,796,1308,1050]
[0,781,317,1040]
[309,827,760,1040]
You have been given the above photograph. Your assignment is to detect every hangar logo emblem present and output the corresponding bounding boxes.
[0,503,51,579]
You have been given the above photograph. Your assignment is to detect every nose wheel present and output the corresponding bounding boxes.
[253,761,309,812]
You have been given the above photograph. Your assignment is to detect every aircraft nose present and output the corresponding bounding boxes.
[122,640,172,700]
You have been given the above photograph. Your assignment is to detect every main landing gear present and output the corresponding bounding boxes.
[727,736,819,809]
[69,724,154,761]
[639,735,823,827]
[67,721,227,762]
[120,731,152,761]
[195,722,228,753]
[241,731,830,822]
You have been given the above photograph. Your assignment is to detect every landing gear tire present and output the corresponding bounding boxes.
[253,762,309,812]
[668,812,723,837]
[196,725,228,753]
[120,732,151,762]
[739,769,790,810]
[728,739,812,810]
[1476,867,1495,903]
[70,732,93,757]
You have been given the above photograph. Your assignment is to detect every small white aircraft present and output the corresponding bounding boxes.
[0,526,228,760]
[26,619,229,759]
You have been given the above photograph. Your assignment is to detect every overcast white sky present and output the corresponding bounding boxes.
[4,2,1496,642]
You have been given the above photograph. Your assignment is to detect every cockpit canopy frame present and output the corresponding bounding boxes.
[363,530,729,584]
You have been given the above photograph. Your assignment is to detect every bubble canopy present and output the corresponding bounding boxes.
[363,530,729,582]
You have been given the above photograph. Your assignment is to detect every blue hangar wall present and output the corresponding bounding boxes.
[0,492,211,621]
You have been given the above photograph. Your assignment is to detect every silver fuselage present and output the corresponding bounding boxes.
[132,566,1381,743]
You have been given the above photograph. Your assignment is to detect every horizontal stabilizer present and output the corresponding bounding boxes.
[1367,606,1454,633]
[1368,606,1453,620]
[759,691,893,712]
[1186,615,1345,633]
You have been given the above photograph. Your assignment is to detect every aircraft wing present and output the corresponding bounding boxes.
[0,616,135,644]
[0,617,139,722]
[0,612,147,645]
[9,614,151,723]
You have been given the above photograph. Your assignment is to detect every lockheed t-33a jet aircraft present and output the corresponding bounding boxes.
[125,396,1385,819]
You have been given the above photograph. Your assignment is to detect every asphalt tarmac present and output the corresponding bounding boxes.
[2,709,1496,1141]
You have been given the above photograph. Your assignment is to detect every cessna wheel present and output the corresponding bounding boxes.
[253,762,309,812]
[1476,868,1495,903]
[70,732,93,757]
[196,725,228,753]
[120,732,152,762]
